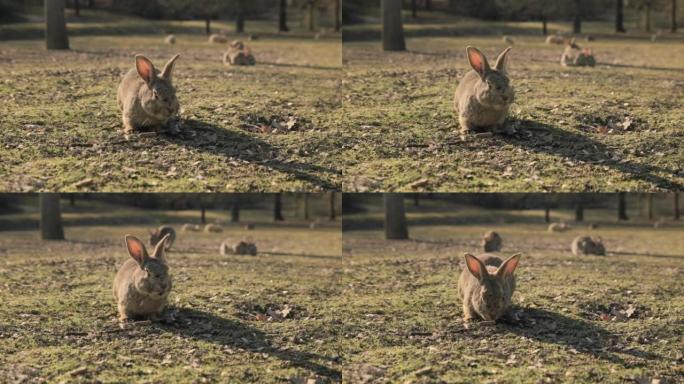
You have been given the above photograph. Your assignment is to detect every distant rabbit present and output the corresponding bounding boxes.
[209,34,228,44]
[561,39,595,67]
[223,40,256,66]
[481,231,502,252]
[548,222,570,232]
[220,239,257,256]
[181,224,201,232]
[502,35,514,46]
[653,219,666,229]
[458,253,521,323]
[454,46,514,136]
[588,223,599,230]
[149,225,176,250]
[545,33,565,45]
[164,34,176,45]
[113,234,172,322]
[117,54,181,134]
[571,235,605,256]
[244,224,255,230]
[204,223,223,233]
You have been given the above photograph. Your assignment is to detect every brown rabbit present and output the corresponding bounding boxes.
[481,231,502,252]
[223,40,256,66]
[220,239,257,256]
[117,54,181,134]
[454,46,514,136]
[458,253,521,323]
[548,222,570,232]
[113,235,172,322]
[181,223,200,232]
[204,223,223,233]
[149,225,176,250]
[571,236,605,256]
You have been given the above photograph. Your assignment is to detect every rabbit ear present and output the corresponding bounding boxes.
[125,235,149,265]
[464,253,487,281]
[494,47,512,73]
[161,54,180,80]
[466,46,490,78]
[497,253,521,277]
[135,55,156,85]
[152,233,171,260]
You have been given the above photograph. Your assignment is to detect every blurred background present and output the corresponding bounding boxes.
[343,193,681,236]
[0,193,340,236]
[1,0,342,39]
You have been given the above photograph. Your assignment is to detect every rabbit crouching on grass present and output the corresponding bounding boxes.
[149,225,176,250]
[224,40,256,66]
[571,236,605,256]
[454,46,515,136]
[481,231,502,252]
[117,54,181,135]
[113,234,172,322]
[458,253,521,324]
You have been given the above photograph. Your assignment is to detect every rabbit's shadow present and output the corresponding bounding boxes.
[500,118,681,190]
[498,307,661,365]
[158,119,340,190]
[153,306,341,380]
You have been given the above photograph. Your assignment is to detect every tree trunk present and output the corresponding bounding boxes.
[307,1,315,32]
[88,0,94,8]
[334,0,341,32]
[45,0,70,50]
[231,197,240,223]
[544,206,550,223]
[618,192,629,221]
[413,193,419,207]
[573,0,582,34]
[303,194,309,220]
[274,193,285,221]
[425,0,431,10]
[671,0,678,32]
[575,203,584,222]
[542,16,548,35]
[384,193,408,240]
[205,17,211,35]
[382,0,406,51]
[616,0,626,32]
[74,0,80,16]
[278,0,289,32]
[200,206,206,224]
[674,192,680,220]
[40,193,65,240]
[329,192,336,220]
[69,194,75,206]
[236,0,245,33]
[646,194,654,220]
[412,0,417,18]
[644,1,652,32]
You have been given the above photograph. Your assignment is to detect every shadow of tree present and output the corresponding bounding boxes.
[502,119,680,190]
[155,307,341,380]
[499,307,661,365]
[159,119,340,191]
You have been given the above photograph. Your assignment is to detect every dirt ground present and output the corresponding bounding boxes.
[341,17,684,192]
[0,207,343,383]
[0,13,342,192]
[340,206,683,383]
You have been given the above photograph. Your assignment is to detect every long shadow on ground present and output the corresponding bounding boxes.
[155,307,341,380]
[159,119,340,190]
[498,307,661,366]
[502,119,681,190]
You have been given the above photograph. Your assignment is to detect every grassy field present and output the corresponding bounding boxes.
[340,202,683,383]
[0,12,342,192]
[0,204,343,382]
[341,15,684,192]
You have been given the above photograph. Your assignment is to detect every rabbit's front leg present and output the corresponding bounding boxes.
[462,300,477,323]
[122,112,136,134]
[117,302,130,322]
[459,116,476,136]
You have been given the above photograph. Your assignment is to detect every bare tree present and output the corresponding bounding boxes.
[231,195,240,223]
[46,0,70,50]
[646,194,654,220]
[303,194,310,220]
[573,0,582,33]
[236,0,245,33]
[278,0,289,32]
[575,202,584,222]
[334,0,341,31]
[382,0,406,51]
[412,0,418,17]
[671,0,678,32]
[618,192,629,221]
[616,0,626,32]
[274,193,285,221]
[73,0,80,16]
[384,194,408,239]
[40,194,65,240]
